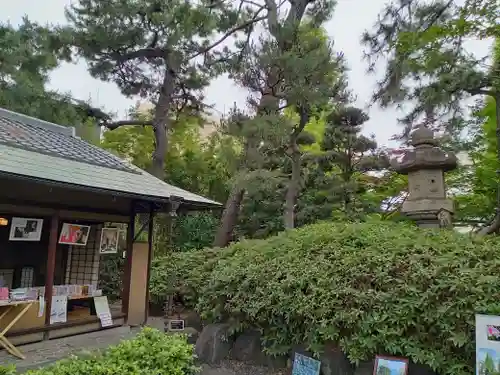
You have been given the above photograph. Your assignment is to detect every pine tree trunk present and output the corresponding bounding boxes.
[150,66,176,180]
[213,187,245,247]
[284,145,301,229]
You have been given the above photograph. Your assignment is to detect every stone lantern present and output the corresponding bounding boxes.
[392,126,458,228]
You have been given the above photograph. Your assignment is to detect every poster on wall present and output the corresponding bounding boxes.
[9,217,44,241]
[373,355,409,375]
[476,314,500,375]
[99,227,119,254]
[58,223,90,246]
[292,353,321,375]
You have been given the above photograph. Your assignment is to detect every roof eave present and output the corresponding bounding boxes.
[0,171,220,211]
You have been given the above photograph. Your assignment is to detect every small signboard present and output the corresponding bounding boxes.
[168,319,185,331]
[292,353,321,375]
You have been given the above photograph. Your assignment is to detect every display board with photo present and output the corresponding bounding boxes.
[373,355,409,375]
[9,217,44,241]
[58,223,91,246]
[476,314,500,375]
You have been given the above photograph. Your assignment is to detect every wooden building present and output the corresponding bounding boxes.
[0,108,219,358]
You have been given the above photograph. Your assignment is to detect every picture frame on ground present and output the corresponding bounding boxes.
[373,355,409,375]
[476,314,500,375]
[99,227,119,254]
[58,223,90,246]
[9,217,44,241]
[291,353,321,375]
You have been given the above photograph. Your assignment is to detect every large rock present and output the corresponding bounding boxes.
[231,330,287,368]
[184,310,204,332]
[320,343,354,375]
[195,323,233,364]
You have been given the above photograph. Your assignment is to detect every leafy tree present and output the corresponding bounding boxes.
[214,0,340,246]
[450,40,500,228]
[64,0,266,178]
[280,28,347,229]
[0,19,98,142]
[319,106,389,216]
[362,0,499,232]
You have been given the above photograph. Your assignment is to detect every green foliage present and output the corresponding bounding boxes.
[98,253,124,302]
[0,19,98,141]
[172,213,219,252]
[24,328,198,375]
[64,0,254,111]
[0,365,15,375]
[452,39,500,224]
[362,0,499,139]
[156,221,500,375]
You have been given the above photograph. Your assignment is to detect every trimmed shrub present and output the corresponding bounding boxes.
[23,328,198,375]
[153,220,500,375]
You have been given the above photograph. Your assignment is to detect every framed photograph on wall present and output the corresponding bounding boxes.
[9,217,44,241]
[373,355,409,375]
[58,223,90,246]
[99,227,119,254]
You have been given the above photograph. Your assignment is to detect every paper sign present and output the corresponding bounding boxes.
[94,296,113,327]
[50,296,67,324]
[37,296,45,317]
[98,312,113,327]
[476,314,500,375]
[168,319,185,331]
[292,353,321,375]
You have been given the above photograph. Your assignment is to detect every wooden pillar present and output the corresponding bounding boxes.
[43,212,59,339]
[122,210,135,314]
[143,206,155,325]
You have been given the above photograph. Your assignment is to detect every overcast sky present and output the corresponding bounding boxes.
[2,0,491,147]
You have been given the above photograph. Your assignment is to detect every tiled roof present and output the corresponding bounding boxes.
[0,109,137,173]
[0,108,220,208]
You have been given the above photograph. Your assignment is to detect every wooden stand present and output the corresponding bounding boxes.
[0,301,35,359]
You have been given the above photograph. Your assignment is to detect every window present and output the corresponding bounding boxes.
[19,267,34,288]
[0,269,14,288]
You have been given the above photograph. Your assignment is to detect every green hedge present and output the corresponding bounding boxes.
[22,328,198,375]
[151,220,500,375]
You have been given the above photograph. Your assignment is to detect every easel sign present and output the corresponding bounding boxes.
[94,296,113,327]
[292,353,321,375]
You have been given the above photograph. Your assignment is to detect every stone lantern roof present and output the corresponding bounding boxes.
[391,126,458,174]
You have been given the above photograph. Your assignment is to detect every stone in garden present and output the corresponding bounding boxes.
[319,343,354,375]
[184,310,204,332]
[195,323,233,363]
[353,360,374,375]
[231,330,287,368]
